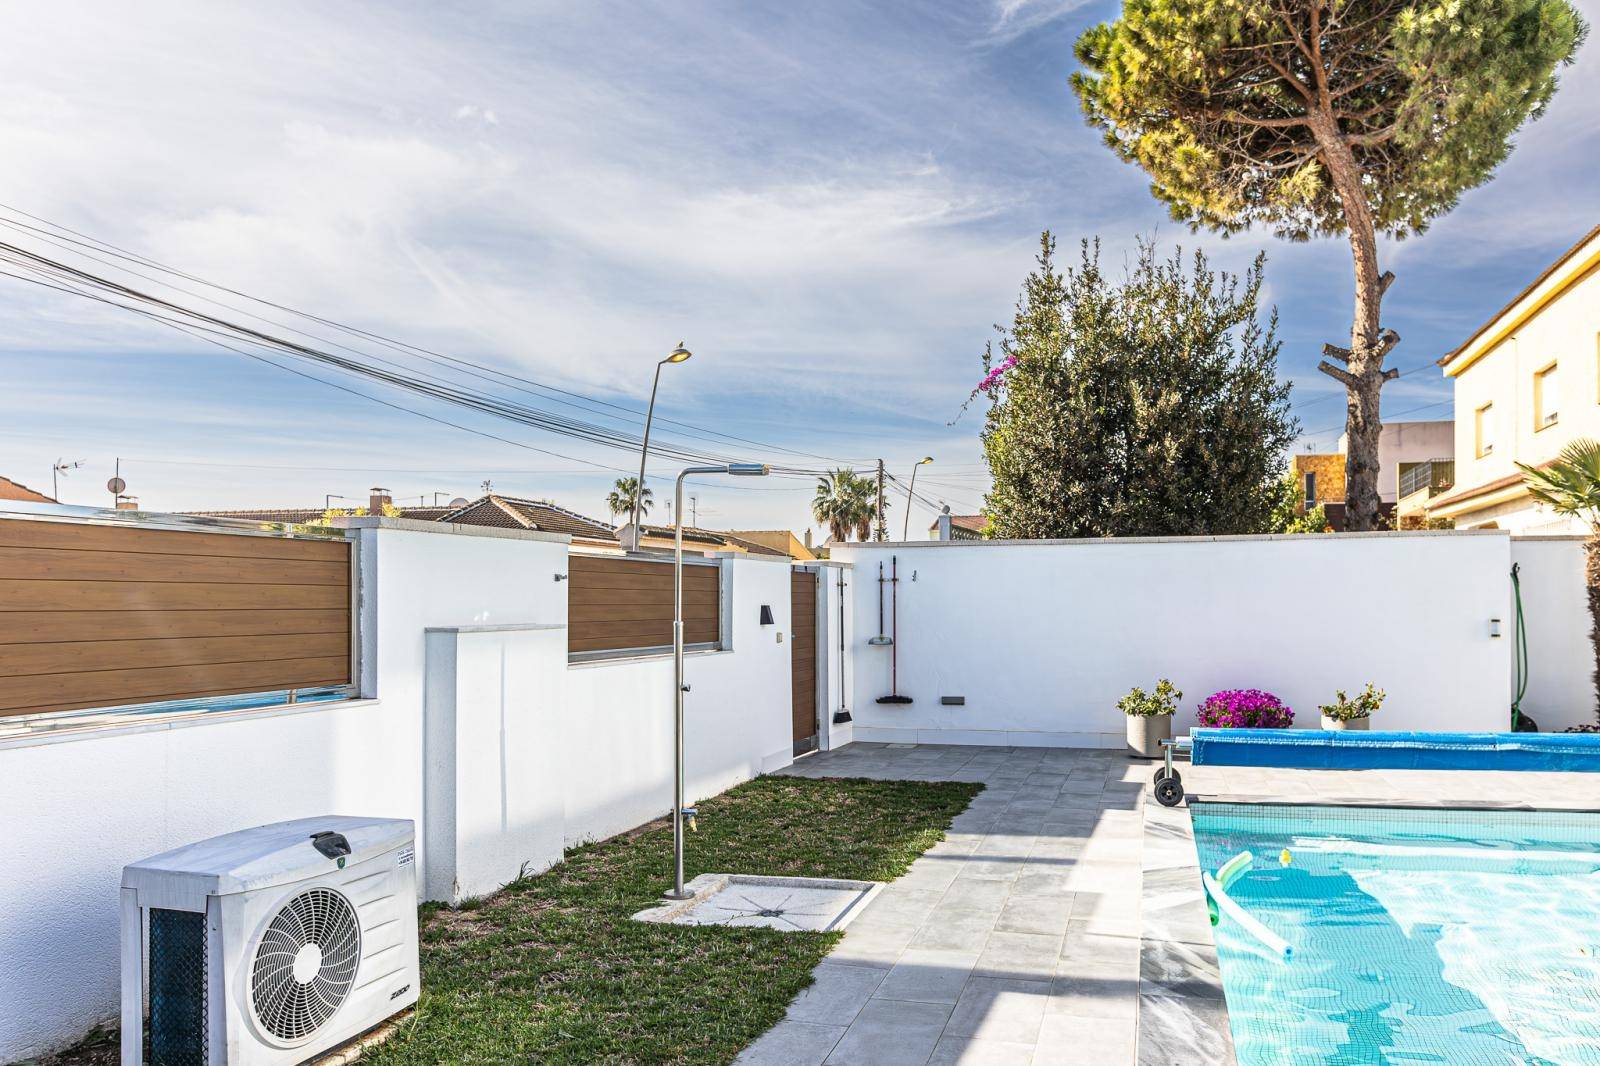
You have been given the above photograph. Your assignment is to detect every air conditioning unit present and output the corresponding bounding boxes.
[120,816,419,1065]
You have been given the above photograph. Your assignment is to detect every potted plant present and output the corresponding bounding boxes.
[1119,679,1181,758]
[1319,683,1383,731]
[1196,689,1294,729]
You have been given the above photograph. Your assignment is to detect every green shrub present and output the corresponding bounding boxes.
[1118,678,1181,717]
[1319,683,1385,721]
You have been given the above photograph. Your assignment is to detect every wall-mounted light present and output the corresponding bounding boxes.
[1489,617,1503,638]
[759,604,775,626]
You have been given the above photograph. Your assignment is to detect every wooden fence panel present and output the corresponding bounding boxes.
[568,553,720,655]
[0,518,352,719]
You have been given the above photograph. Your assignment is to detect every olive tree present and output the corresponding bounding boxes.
[980,234,1296,538]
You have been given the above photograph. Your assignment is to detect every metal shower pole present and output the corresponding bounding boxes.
[666,461,770,899]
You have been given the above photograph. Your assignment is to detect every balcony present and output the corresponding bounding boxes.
[1399,459,1455,501]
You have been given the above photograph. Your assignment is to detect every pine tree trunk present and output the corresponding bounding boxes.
[1313,114,1391,532]
[1587,535,1600,724]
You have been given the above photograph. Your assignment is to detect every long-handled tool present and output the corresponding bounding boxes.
[833,567,852,723]
[876,555,912,704]
[867,561,893,646]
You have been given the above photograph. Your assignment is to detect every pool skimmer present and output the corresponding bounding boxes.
[632,873,883,932]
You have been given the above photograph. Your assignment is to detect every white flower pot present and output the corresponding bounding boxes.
[1127,714,1172,758]
[1321,715,1370,731]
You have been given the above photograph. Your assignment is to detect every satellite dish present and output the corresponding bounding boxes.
[107,477,126,494]
[449,497,470,508]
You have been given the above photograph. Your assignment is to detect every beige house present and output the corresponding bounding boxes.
[1288,420,1451,529]
[1429,223,1600,531]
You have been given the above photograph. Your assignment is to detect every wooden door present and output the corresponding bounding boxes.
[790,569,818,756]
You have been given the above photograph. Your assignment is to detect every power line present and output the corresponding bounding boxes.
[0,240,861,487]
[0,204,877,470]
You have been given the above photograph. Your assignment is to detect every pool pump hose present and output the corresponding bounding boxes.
[1511,562,1531,731]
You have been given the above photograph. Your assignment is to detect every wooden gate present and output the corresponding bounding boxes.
[790,568,818,756]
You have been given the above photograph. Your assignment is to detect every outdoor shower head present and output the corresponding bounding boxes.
[867,635,894,646]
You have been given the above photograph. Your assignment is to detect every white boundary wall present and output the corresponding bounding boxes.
[1509,536,1595,732]
[832,531,1515,745]
[0,518,796,1060]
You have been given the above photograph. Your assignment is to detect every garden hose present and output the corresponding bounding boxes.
[1511,563,1529,730]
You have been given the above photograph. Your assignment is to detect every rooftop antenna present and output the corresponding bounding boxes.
[52,458,83,500]
[107,457,127,506]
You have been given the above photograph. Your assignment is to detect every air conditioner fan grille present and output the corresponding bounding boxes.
[249,887,361,1042]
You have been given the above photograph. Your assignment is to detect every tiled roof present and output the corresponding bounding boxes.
[0,475,55,503]
[638,524,790,556]
[950,514,986,532]
[180,505,490,524]
[438,495,619,541]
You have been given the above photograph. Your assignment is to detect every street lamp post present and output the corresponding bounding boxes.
[665,461,770,899]
[901,457,934,541]
[630,344,693,552]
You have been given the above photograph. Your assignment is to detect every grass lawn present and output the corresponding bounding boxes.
[358,773,979,1065]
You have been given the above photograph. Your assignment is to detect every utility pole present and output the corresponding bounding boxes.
[689,494,698,526]
[875,459,887,541]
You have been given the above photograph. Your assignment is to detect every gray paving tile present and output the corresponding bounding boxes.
[994,894,1073,937]
[1047,967,1138,1020]
[737,1019,848,1065]
[974,931,1062,981]
[787,963,890,1025]
[874,947,980,1004]
[1137,992,1234,1064]
[909,910,997,952]
[824,999,952,1065]
[945,977,1050,1044]
[1033,1013,1135,1065]
[927,1035,1037,1065]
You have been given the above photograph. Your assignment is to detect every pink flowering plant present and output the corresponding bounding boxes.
[1196,688,1294,729]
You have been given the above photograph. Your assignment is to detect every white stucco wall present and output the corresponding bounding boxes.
[1339,419,1455,502]
[1510,536,1595,732]
[813,562,856,750]
[832,532,1514,746]
[560,554,794,847]
[0,521,795,1061]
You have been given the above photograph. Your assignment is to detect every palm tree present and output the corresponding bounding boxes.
[607,477,652,524]
[812,469,858,542]
[812,469,889,542]
[1520,439,1600,724]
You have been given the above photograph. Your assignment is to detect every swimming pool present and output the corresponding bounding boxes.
[1190,802,1600,1065]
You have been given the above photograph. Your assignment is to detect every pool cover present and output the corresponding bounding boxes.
[1189,728,1600,772]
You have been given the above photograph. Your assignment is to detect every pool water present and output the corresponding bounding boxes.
[1190,802,1600,1065]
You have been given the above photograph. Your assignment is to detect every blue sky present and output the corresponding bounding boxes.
[1,0,1596,535]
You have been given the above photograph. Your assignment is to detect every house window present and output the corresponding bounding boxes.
[1475,402,1495,457]
[1534,362,1559,430]
[1303,471,1317,506]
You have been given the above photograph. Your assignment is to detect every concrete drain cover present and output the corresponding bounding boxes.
[632,873,883,932]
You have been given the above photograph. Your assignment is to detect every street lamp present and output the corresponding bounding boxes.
[902,457,934,540]
[665,461,769,899]
[630,344,693,551]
